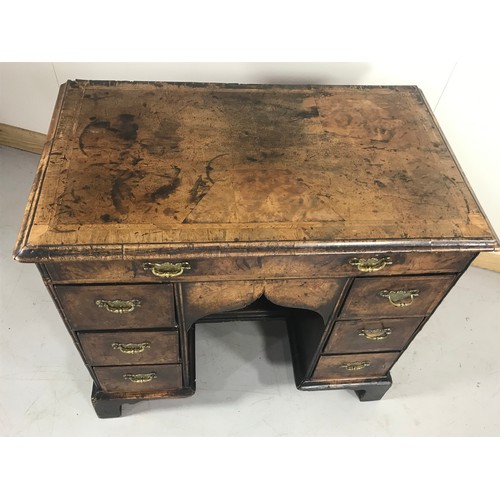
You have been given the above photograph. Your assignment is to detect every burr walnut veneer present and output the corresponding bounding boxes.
[14,81,498,417]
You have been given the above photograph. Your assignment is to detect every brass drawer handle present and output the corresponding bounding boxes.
[349,256,392,272]
[379,289,420,307]
[341,361,371,371]
[112,342,151,354]
[96,299,141,314]
[143,261,191,278]
[123,372,157,383]
[358,328,392,340]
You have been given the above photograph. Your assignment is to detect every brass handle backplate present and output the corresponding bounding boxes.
[379,289,420,307]
[341,361,371,371]
[358,328,392,340]
[143,261,191,278]
[96,299,141,314]
[123,372,157,384]
[349,256,392,272]
[112,342,151,354]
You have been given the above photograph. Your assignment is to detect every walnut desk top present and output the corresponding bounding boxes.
[14,81,498,417]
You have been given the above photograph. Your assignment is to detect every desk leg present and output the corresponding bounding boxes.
[354,374,392,401]
[299,374,393,401]
[90,384,195,418]
[91,384,126,418]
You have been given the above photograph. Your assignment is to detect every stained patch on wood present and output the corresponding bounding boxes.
[296,106,320,119]
[145,166,181,203]
[147,118,181,154]
[147,180,181,202]
[100,213,114,223]
[189,175,212,204]
[215,91,316,158]
[116,114,138,141]
[111,177,134,214]
[79,114,139,156]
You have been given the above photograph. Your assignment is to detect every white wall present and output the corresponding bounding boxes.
[1,62,498,237]
[432,63,500,242]
[1,62,456,133]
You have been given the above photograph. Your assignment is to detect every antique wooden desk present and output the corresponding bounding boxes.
[14,81,498,418]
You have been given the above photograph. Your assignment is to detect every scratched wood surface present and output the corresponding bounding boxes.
[15,81,497,261]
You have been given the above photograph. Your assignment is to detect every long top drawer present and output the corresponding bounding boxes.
[44,251,475,283]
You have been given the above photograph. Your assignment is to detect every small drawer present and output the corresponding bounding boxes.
[339,275,456,319]
[324,317,424,353]
[54,284,176,330]
[94,364,183,394]
[311,352,400,382]
[79,330,179,366]
[43,251,475,283]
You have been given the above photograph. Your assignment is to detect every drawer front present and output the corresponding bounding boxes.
[79,330,179,366]
[339,275,456,319]
[94,364,183,394]
[324,317,424,354]
[312,352,400,382]
[55,284,176,330]
[44,251,474,283]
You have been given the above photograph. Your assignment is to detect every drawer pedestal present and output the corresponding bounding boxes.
[37,258,471,417]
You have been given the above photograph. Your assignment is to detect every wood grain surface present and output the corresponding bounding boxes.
[312,352,400,382]
[181,278,346,328]
[54,283,176,330]
[339,275,456,319]
[43,251,474,283]
[14,81,498,262]
[93,364,183,394]
[78,330,180,366]
[324,317,424,353]
[0,123,45,154]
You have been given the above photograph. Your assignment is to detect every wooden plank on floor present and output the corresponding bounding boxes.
[472,252,500,273]
[0,123,45,154]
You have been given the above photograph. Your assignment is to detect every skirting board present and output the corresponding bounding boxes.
[1,122,498,273]
[472,252,500,273]
[0,123,46,154]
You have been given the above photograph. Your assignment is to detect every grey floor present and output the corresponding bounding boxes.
[1,145,499,436]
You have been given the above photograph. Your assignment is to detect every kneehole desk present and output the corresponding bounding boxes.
[14,81,498,417]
